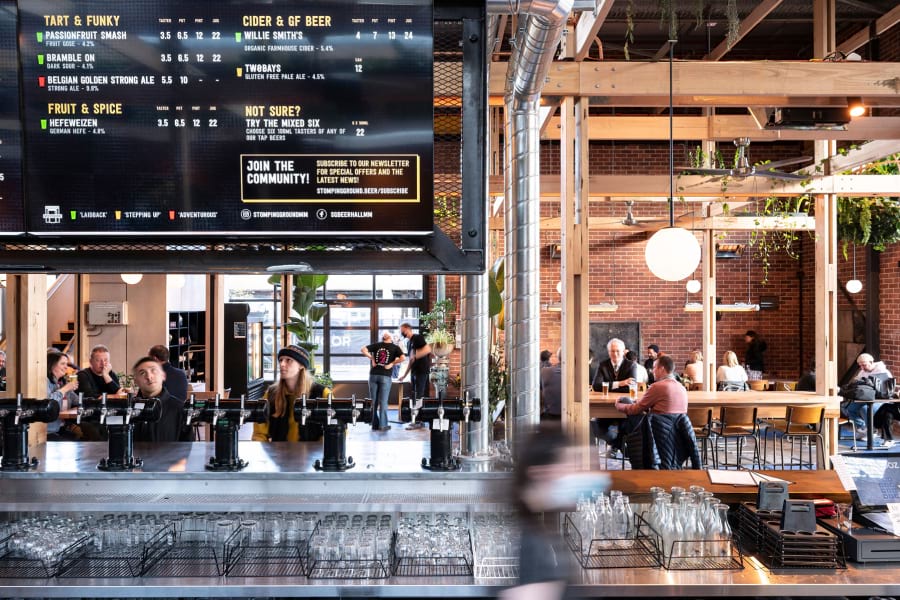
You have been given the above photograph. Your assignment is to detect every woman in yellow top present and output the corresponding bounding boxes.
[252,345,330,442]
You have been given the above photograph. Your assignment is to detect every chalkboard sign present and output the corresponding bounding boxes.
[589,321,641,363]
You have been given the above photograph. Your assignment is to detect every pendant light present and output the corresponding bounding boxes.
[120,273,143,285]
[846,244,862,293]
[645,40,701,281]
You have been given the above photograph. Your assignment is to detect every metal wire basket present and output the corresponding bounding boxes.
[0,533,92,579]
[564,513,663,569]
[140,525,241,578]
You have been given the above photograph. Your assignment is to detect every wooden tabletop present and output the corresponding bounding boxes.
[606,469,850,503]
[590,389,841,418]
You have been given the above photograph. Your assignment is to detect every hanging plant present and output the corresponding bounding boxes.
[724,0,740,49]
[837,154,900,257]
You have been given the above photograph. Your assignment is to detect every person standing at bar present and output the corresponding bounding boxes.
[399,322,431,429]
[361,332,405,431]
[253,345,330,442]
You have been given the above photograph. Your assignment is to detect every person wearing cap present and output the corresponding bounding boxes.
[361,332,405,431]
[252,344,331,442]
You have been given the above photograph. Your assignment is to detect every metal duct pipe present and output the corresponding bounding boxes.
[498,0,573,448]
[459,272,490,456]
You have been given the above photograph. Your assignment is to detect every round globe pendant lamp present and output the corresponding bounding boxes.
[645,39,701,281]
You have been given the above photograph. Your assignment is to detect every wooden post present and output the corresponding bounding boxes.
[5,275,49,446]
[702,231,717,390]
[560,95,591,451]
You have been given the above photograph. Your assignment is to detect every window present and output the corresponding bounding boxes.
[311,275,425,381]
[225,274,426,383]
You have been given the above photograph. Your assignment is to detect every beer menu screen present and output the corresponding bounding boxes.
[15,0,434,236]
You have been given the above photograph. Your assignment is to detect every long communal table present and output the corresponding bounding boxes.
[590,390,843,468]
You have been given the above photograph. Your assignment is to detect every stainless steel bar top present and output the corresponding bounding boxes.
[2,562,900,598]
[3,440,512,478]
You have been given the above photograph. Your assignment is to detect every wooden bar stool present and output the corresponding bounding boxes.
[765,405,825,470]
[711,406,761,469]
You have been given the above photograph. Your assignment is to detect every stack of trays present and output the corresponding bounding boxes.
[736,502,844,569]
[735,502,780,554]
[759,521,845,569]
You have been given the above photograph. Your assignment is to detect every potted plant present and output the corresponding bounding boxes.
[421,298,455,357]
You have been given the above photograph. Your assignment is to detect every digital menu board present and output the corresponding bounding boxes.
[18,0,433,236]
[0,1,24,233]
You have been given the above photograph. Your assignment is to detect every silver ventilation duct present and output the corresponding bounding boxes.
[488,0,573,447]
[459,272,490,456]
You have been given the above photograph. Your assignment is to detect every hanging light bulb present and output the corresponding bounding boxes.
[646,228,702,281]
[120,273,143,285]
[686,279,702,294]
[846,244,862,294]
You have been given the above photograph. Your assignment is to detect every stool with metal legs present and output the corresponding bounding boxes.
[766,405,825,470]
[711,406,761,469]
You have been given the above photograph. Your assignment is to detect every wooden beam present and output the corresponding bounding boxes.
[828,139,900,172]
[538,214,814,232]
[574,0,613,61]
[706,0,783,61]
[488,61,900,105]
[489,174,900,198]
[837,4,900,54]
[540,114,900,141]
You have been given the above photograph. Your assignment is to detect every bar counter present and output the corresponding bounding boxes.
[0,441,891,598]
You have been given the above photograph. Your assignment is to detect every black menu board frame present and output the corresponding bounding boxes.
[0,0,24,234]
[16,0,434,237]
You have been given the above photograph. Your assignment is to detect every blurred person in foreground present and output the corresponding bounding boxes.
[132,356,189,442]
[503,426,606,600]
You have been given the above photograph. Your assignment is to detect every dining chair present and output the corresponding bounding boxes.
[711,406,761,469]
[765,405,826,470]
[686,407,715,468]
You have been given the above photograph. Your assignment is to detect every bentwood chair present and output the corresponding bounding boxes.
[686,407,715,468]
[765,405,826,470]
[711,406,761,469]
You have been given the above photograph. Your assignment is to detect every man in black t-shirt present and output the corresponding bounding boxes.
[132,356,188,443]
[361,332,405,431]
[399,322,432,429]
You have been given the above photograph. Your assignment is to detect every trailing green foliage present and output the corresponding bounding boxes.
[836,155,900,257]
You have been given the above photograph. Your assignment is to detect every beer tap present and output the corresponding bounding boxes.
[1,396,60,471]
[185,393,203,426]
[78,394,161,471]
[350,394,360,426]
[237,394,249,428]
[98,393,108,425]
[14,393,28,426]
[461,391,471,423]
[298,395,311,426]
[184,395,267,471]
[211,393,225,428]
[297,395,373,472]
[400,395,482,471]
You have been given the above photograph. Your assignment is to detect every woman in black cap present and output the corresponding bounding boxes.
[252,344,330,442]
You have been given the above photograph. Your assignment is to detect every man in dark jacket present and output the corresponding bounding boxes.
[132,356,188,442]
[591,338,637,393]
[148,345,190,403]
[76,344,121,397]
